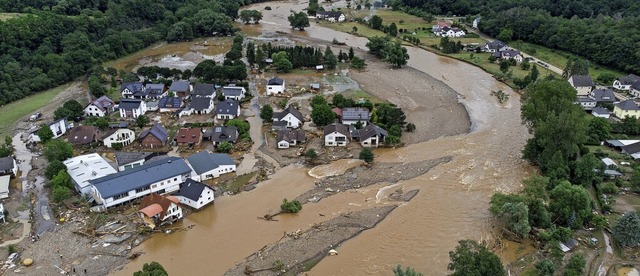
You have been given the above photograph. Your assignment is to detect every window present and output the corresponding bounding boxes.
[174,178,177,181]
[113,192,129,200]
[135,186,150,193]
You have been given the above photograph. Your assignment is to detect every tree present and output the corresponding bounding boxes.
[37,124,54,144]
[348,47,355,60]
[389,22,398,36]
[216,141,233,153]
[587,117,611,144]
[272,51,293,73]
[393,265,423,276]
[43,140,73,162]
[304,149,318,161]
[351,56,366,70]
[239,10,262,24]
[488,55,497,63]
[323,46,338,70]
[369,15,383,30]
[572,153,601,187]
[359,148,374,163]
[448,240,506,276]
[51,170,73,189]
[280,198,302,213]
[612,211,640,247]
[246,42,256,65]
[52,185,71,202]
[352,26,358,33]
[384,42,410,68]
[311,95,328,108]
[366,36,390,58]
[497,28,513,42]
[535,259,555,276]
[260,104,273,121]
[406,123,416,132]
[311,104,336,127]
[499,60,510,73]
[133,262,168,276]
[136,115,150,129]
[563,254,585,276]
[530,65,539,82]
[521,60,531,70]
[549,181,591,228]
[45,160,66,180]
[288,12,310,31]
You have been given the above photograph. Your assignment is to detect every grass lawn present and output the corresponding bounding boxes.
[317,21,386,38]
[221,172,256,194]
[512,41,624,81]
[353,10,430,31]
[0,83,71,139]
[0,13,21,21]
[342,89,385,103]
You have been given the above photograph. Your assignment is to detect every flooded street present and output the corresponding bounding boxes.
[117,1,533,274]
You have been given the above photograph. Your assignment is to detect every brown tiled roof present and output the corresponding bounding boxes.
[138,194,179,220]
[175,128,202,144]
[67,126,100,145]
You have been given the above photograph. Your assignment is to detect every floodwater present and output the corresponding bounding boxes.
[117,1,533,275]
[618,267,640,276]
[308,159,364,178]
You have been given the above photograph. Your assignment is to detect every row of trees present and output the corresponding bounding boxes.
[366,36,410,68]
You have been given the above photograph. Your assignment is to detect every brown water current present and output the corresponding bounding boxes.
[116,1,534,275]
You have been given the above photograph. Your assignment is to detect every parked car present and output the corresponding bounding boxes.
[28,112,41,122]
[7,252,19,263]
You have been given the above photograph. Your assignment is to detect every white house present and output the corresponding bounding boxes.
[341,107,370,126]
[323,123,350,147]
[273,106,304,129]
[89,157,193,209]
[472,17,480,29]
[613,74,640,91]
[493,50,523,63]
[591,107,611,119]
[100,128,135,148]
[0,157,18,177]
[316,11,345,22]
[84,96,115,117]
[0,175,9,199]
[138,194,183,229]
[267,78,286,95]
[186,151,236,181]
[118,99,147,119]
[114,151,157,171]
[189,97,215,115]
[216,100,240,120]
[631,81,640,98]
[28,118,73,143]
[174,179,214,209]
[576,97,596,110]
[276,129,306,149]
[439,27,466,37]
[483,40,508,53]
[359,124,388,148]
[568,75,594,96]
[120,82,144,99]
[221,86,246,101]
[64,153,118,195]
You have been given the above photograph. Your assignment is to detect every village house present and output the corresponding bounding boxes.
[482,40,508,53]
[324,123,351,147]
[192,83,216,98]
[622,142,640,160]
[221,86,246,101]
[276,129,306,149]
[591,107,611,119]
[590,88,616,104]
[29,117,73,142]
[169,80,192,98]
[138,194,183,229]
[273,106,304,129]
[67,125,101,146]
[64,153,118,195]
[631,81,640,98]
[90,157,192,209]
[492,49,523,63]
[436,26,466,37]
[100,128,135,148]
[84,96,115,117]
[341,107,371,126]
[431,21,451,35]
[316,11,346,22]
[359,124,388,148]
[0,157,17,177]
[158,97,183,113]
[118,99,147,119]
[0,176,9,199]
[209,125,238,146]
[175,128,203,147]
[576,97,596,110]
[266,77,286,95]
[146,101,159,112]
[120,82,144,99]
[139,124,169,148]
[216,100,240,120]
[614,99,640,119]
[114,151,162,171]
[186,151,236,181]
[188,97,215,115]
[141,83,167,100]
[174,179,215,209]
[568,75,594,96]
[613,74,640,91]
[472,17,480,29]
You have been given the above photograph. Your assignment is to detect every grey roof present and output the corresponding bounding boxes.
[139,124,169,142]
[622,142,640,155]
[118,99,142,110]
[274,106,304,122]
[90,96,115,111]
[138,83,165,97]
[632,80,640,91]
[592,107,610,114]
[276,129,306,143]
[109,122,129,128]
[317,11,343,19]
[190,97,213,111]
[617,74,640,86]
[114,151,156,166]
[342,107,370,121]
[186,151,235,175]
[268,78,284,86]
[211,126,238,143]
[175,179,209,201]
[222,86,245,96]
[494,49,521,58]
[616,99,640,111]
[604,169,623,176]
[485,40,506,50]
[577,97,595,103]
[158,97,183,108]
[216,100,239,115]
[121,82,144,93]
[169,80,190,92]
[349,125,360,139]
[591,89,616,102]
[90,157,192,198]
[359,124,388,141]
[0,157,14,172]
[570,75,594,87]
[323,123,350,137]
[192,83,216,97]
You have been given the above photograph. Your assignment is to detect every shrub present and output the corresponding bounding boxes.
[280,198,302,213]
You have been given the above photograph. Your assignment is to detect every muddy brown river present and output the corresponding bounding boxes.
[116,1,534,275]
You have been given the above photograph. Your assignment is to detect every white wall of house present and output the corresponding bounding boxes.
[593,111,610,119]
[277,113,302,128]
[118,159,145,171]
[574,86,593,96]
[216,113,237,120]
[93,173,189,209]
[613,80,632,91]
[103,129,135,148]
[325,132,349,146]
[614,107,640,119]
[84,104,107,117]
[631,88,640,98]
[361,136,381,148]
[278,140,291,149]
[121,88,134,98]
[51,120,69,139]
[119,102,147,118]
[342,119,369,126]
[176,187,214,209]
[267,83,285,95]
[192,164,236,181]
[165,202,183,221]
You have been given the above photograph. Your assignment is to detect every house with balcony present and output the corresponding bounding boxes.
[84,96,115,117]
[118,99,147,119]
[100,128,135,148]
[120,82,144,99]
[613,74,640,91]
[324,123,350,146]
[216,100,240,120]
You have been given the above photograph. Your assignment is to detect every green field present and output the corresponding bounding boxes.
[448,52,558,86]
[0,84,71,139]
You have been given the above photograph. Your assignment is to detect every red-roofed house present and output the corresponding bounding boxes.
[175,128,203,147]
[138,194,183,229]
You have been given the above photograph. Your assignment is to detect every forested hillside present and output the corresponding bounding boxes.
[0,0,263,106]
[399,0,640,75]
